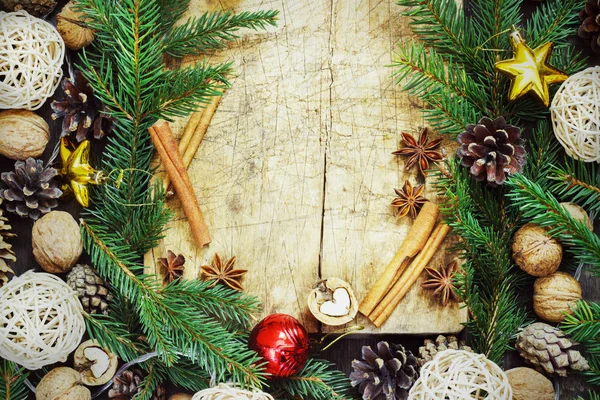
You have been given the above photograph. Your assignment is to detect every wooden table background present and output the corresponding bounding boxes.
[1,0,598,398]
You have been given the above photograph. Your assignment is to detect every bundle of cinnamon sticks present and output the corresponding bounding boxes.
[359,202,450,327]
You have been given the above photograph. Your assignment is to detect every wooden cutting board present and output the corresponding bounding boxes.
[144,0,467,334]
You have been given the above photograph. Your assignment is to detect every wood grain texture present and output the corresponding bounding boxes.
[144,0,467,334]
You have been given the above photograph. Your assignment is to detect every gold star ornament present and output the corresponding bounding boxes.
[495,31,568,107]
[59,138,107,207]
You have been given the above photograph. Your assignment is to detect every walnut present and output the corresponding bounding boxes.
[0,110,49,160]
[32,211,83,273]
[36,367,91,400]
[512,223,562,277]
[169,395,193,400]
[560,202,593,231]
[505,367,554,400]
[73,340,118,386]
[307,278,358,326]
[533,271,582,323]
[57,1,95,50]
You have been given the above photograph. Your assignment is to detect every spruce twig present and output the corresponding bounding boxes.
[0,359,28,400]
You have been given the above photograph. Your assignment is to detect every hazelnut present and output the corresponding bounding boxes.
[169,395,193,400]
[533,271,582,323]
[505,367,554,400]
[73,340,118,386]
[0,110,49,160]
[32,211,83,273]
[307,278,358,326]
[57,1,95,50]
[36,367,91,400]
[512,223,562,277]
[560,202,593,231]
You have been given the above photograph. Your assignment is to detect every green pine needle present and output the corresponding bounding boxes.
[0,359,28,400]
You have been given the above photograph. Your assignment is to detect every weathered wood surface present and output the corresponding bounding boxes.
[144,0,467,334]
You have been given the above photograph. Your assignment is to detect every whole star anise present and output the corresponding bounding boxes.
[201,253,247,291]
[392,128,443,177]
[391,180,428,219]
[421,260,459,306]
[158,250,185,284]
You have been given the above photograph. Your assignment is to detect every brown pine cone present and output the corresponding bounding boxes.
[579,0,600,53]
[0,0,57,17]
[108,368,166,400]
[416,335,472,367]
[0,200,15,287]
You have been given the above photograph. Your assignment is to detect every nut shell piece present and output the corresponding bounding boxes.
[533,271,582,323]
[32,211,83,273]
[36,367,91,400]
[0,110,49,160]
[512,223,562,277]
[73,339,119,386]
[505,367,554,400]
[56,1,95,50]
[307,277,358,326]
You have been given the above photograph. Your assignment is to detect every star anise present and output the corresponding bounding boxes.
[158,250,185,285]
[201,253,247,291]
[392,128,443,177]
[391,180,428,219]
[421,260,459,306]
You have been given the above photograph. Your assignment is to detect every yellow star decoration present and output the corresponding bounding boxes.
[495,31,568,107]
[59,138,107,207]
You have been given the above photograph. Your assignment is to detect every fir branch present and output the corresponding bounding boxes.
[164,10,279,58]
[550,160,600,214]
[135,362,166,400]
[158,0,191,35]
[84,313,146,362]
[506,174,600,276]
[578,391,600,400]
[525,0,582,49]
[0,359,28,400]
[267,359,357,400]
[161,361,211,392]
[523,120,561,190]
[561,300,600,345]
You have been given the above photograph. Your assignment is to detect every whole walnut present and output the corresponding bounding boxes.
[0,110,49,160]
[36,367,91,400]
[512,223,562,277]
[560,202,593,231]
[534,271,582,323]
[505,367,554,400]
[32,211,83,273]
[57,1,95,50]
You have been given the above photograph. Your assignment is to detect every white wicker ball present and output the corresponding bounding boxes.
[0,271,85,370]
[551,66,600,163]
[0,11,65,110]
[193,383,274,400]
[408,349,512,400]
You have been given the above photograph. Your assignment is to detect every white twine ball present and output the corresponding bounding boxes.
[408,349,512,400]
[193,383,274,400]
[0,11,65,110]
[0,270,85,370]
[551,66,600,163]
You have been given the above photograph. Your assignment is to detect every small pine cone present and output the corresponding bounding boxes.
[516,322,590,377]
[350,341,419,400]
[0,0,57,17]
[579,0,600,53]
[108,368,166,400]
[0,201,16,287]
[51,71,113,142]
[67,264,112,315]
[416,335,472,367]
[0,158,62,220]
[456,116,526,186]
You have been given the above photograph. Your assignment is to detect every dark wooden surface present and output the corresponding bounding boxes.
[1,1,599,399]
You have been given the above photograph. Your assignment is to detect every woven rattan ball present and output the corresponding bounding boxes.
[193,383,274,400]
[0,11,65,110]
[0,271,85,370]
[551,66,600,163]
[408,349,512,400]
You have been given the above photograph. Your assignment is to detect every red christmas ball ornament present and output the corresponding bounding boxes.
[249,313,310,377]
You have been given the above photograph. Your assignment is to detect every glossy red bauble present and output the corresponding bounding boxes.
[248,313,310,377]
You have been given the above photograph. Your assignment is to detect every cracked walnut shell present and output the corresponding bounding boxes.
[57,1,95,50]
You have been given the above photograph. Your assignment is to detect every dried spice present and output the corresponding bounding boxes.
[421,260,459,306]
[391,180,428,219]
[392,128,443,177]
[201,253,247,291]
[158,250,186,284]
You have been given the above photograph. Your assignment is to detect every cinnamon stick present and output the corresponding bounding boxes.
[164,94,223,196]
[359,202,439,318]
[149,121,211,247]
[370,222,450,327]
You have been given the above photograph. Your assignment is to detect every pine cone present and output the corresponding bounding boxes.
[0,158,62,220]
[350,341,419,400]
[108,368,166,400]
[0,201,16,287]
[416,335,472,368]
[516,322,590,377]
[67,264,112,315]
[0,0,57,17]
[579,0,600,53]
[456,116,526,186]
[51,71,113,142]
